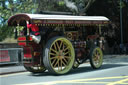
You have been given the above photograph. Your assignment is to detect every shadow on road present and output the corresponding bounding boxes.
[28,63,128,77]
[68,63,128,75]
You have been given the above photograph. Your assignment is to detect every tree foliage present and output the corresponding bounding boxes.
[0,0,128,42]
[86,0,128,43]
[0,0,37,41]
[36,0,95,14]
[37,0,128,43]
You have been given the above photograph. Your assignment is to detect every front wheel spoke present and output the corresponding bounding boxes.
[94,62,97,65]
[97,51,101,55]
[93,54,96,57]
[93,58,97,61]
[94,51,97,55]
[93,56,97,61]
[96,61,99,64]
[96,59,100,63]
[97,56,100,60]
[97,53,101,57]
[96,50,98,54]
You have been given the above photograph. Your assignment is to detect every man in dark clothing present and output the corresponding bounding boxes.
[27,24,41,44]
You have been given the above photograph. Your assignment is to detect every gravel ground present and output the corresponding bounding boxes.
[103,55,128,64]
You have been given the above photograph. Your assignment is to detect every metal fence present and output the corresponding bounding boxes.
[0,48,23,65]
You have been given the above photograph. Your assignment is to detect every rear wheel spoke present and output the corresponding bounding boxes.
[50,52,56,56]
[62,43,65,51]
[61,59,66,66]
[63,58,68,64]
[60,59,63,71]
[56,41,60,51]
[64,51,70,56]
[60,41,63,49]
[51,48,58,54]
[52,58,57,65]
[50,56,57,60]
[58,60,60,71]
[64,46,69,51]
[64,56,71,60]
[54,59,59,67]
[54,43,57,50]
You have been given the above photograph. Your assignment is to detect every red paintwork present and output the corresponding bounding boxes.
[28,36,33,41]
[87,35,99,40]
[27,24,40,35]
[18,36,33,41]
[18,42,26,46]
[18,37,26,41]
[8,14,30,26]
[23,47,32,58]
[0,50,10,62]
[18,36,42,66]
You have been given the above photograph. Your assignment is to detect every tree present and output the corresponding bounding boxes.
[36,0,96,15]
[0,0,127,43]
[0,0,37,41]
[86,0,128,43]
[36,0,128,43]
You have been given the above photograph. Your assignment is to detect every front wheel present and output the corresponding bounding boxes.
[43,36,75,75]
[89,47,103,69]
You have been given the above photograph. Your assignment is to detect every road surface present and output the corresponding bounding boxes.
[0,55,128,85]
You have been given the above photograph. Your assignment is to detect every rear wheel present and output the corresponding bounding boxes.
[89,47,103,69]
[43,36,75,75]
[24,65,46,73]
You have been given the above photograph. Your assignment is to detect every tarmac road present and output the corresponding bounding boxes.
[0,55,128,85]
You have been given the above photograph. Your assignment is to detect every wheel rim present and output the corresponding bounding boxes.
[92,47,103,68]
[49,38,75,74]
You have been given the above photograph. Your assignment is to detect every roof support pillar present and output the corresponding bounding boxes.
[26,21,30,36]
[99,24,102,35]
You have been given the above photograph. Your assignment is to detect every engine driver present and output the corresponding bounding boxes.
[27,24,41,44]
